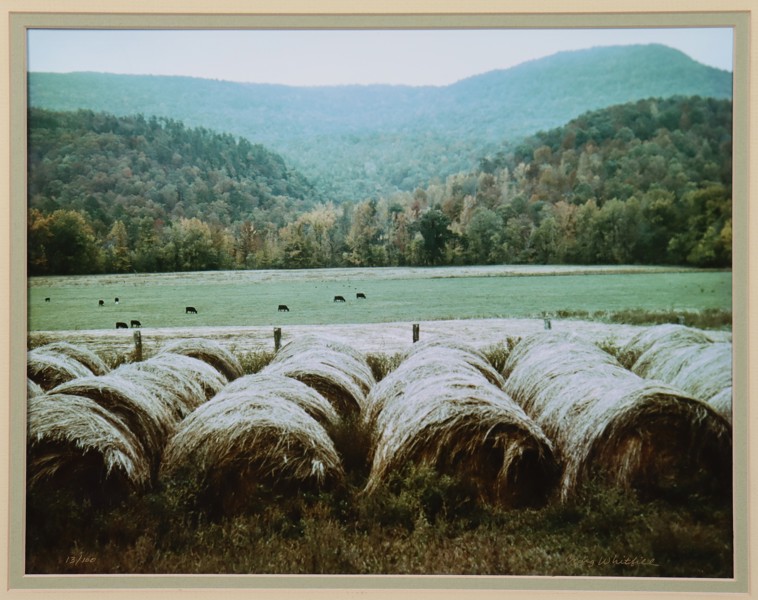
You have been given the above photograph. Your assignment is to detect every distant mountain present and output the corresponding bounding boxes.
[28,44,731,202]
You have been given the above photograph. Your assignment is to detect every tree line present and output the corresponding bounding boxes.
[27,95,732,276]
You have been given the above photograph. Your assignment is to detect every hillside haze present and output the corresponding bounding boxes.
[28,43,731,202]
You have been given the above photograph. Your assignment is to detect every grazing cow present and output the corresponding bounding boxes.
[278,305,290,312]
[44,297,50,303]
[186,306,198,314]
[333,295,346,303]
[115,297,120,304]
[356,293,366,299]
[115,322,128,329]
[98,300,105,307]
[130,320,142,328]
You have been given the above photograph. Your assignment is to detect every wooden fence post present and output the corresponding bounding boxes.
[133,330,143,361]
[274,327,282,351]
[412,323,420,343]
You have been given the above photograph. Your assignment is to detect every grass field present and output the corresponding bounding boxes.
[28,265,732,332]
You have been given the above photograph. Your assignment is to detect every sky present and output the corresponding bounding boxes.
[27,27,733,87]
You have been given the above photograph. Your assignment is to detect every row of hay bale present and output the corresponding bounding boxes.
[27,339,244,498]
[502,331,732,501]
[157,335,377,515]
[27,325,733,514]
[619,324,732,423]
[155,335,561,513]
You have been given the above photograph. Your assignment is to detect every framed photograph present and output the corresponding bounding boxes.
[3,1,753,598]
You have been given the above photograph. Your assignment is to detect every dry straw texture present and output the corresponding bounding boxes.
[146,353,229,400]
[160,378,345,515]
[34,341,110,375]
[113,361,206,420]
[27,378,44,398]
[159,338,244,382]
[622,325,732,423]
[263,334,376,418]
[48,374,179,475]
[27,348,94,390]
[27,392,151,495]
[401,337,507,388]
[222,373,341,433]
[364,341,557,507]
[114,353,227,418]
[620,324,717,367]
[503,332,732,501]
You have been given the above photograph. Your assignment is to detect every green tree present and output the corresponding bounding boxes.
[105,220,132,273]
[38,209,103,274]
[346,199,385,266]
[174,217,216,271]
[414,209,452,265]
[465,207,503,264]
[669,185,732,267]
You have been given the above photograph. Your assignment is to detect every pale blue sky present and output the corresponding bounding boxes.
[27,27,733,87]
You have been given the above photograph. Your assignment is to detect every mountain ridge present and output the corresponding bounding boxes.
[28,43,731,201]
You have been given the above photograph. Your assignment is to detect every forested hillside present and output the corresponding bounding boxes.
[27,109,317,274]
[27,96,732,275]
[28,44,732,202]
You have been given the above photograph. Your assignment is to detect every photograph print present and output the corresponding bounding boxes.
[17,11,745,592]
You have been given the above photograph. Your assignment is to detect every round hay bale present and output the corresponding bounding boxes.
[33,341,110,376]
[148,353,228,400]
[48,374,179,474]
[27,348,94,390]
[219,373,341,433]
[363,348,497,433]
[27,392,150,497]
[364,348,557,508]
[114,361,207,419]
[265,335,375,418]
[159,338,244,381]
[619,324,717,368]
[159,388,345,516]
[403,338,506,388]
[503,332,732,501]
[367,375,558,508]
[631,338,732,423]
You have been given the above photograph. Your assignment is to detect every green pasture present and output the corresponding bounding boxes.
[27,267,732,331]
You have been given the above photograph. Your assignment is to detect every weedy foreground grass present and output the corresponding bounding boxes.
[26,464,733,576]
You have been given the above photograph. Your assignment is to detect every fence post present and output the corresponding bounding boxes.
[133,330,143,361]
[274,327,282,351]
[412,323,420,343]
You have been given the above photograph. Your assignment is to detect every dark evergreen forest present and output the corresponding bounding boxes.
[27,94,732,275]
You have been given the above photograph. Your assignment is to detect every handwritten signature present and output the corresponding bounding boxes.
[568,554,659,568]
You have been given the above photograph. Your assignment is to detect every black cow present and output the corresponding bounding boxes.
[130,320,142,328]
[356,293,366,299]
[278,305,290,312]
[115,297,120,304]
[44,297,50,303]
[116,322,128,329]
[98,300,105,307]
[334,295,346,303]
[186,306,198,314]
